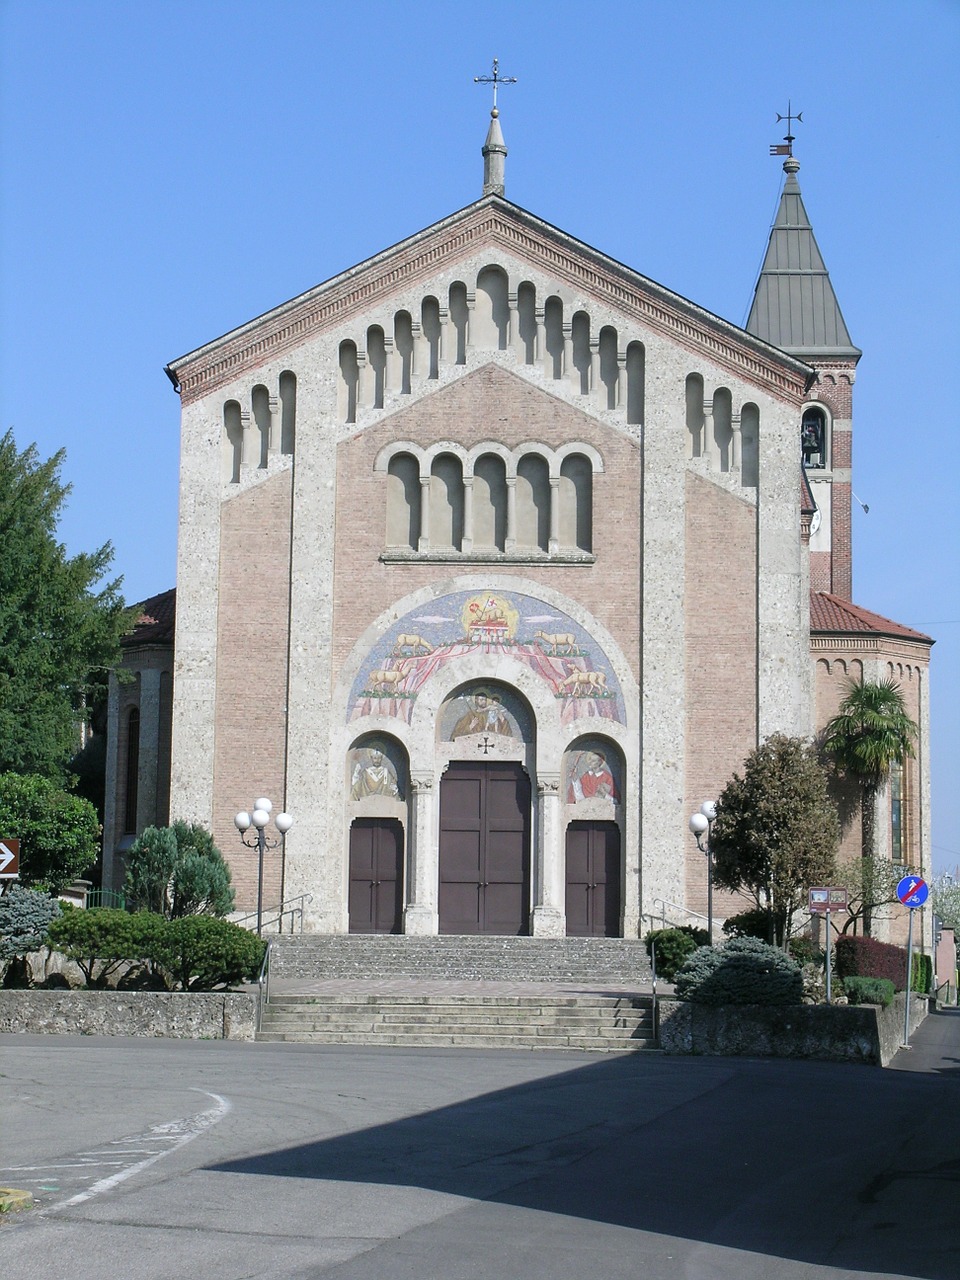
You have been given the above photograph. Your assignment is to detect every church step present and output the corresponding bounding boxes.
[257,992,656,1051]
[267,935,652,983]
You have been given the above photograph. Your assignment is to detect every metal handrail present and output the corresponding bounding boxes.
[234,892,313,935]
[255,940,271,1034]
[646,898,711,930]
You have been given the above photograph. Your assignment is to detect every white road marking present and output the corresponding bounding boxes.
[4,1090,231,1211]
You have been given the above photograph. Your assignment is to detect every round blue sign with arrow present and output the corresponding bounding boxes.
[896,875,928,908]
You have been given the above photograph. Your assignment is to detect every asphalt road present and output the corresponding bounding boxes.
[1,1011,957,1280]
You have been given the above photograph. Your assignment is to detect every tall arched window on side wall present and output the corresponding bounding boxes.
[123,707,141,835]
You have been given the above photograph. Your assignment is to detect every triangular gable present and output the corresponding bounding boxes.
[167,195,813,406]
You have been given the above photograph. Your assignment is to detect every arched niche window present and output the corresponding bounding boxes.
[626,341,645,425]
[430,454,464,550]
[741,403,760,487]
[685,373,704,459]
[223,399,243,484]
[559,453,592,552]
[394,312,414,394]
[386,453,421,549]
[339,340,359,423]
[366,326,386,410]
[252,384,271,469]
[472,453,508,551]
[802,406,828,470]
[476,266,509,350]
[279,371,296,455]
[516,454,550,551]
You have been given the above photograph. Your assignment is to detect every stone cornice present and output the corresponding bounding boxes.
[810,635,933,661]
[169,198,814,407]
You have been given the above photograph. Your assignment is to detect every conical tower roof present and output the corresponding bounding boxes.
[747,157,860,360]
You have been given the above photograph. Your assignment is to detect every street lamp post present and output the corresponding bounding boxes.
[688,799,717,945]
[234,798,293,935]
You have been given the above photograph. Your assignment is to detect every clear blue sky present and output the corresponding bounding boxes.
[1,0,957,874]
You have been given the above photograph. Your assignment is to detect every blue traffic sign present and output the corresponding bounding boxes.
[896,875,928,908]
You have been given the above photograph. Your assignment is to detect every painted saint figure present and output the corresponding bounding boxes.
[568,750,617,803]
[451,689,512,739]
[350,743,400,800]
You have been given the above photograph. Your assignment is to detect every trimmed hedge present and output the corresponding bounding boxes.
[843,976,895,1008]
[674,936,803,1006]
[834,935,908,990]
[45,908,265,991]
[644,926,709,983]
[911,951,933,994]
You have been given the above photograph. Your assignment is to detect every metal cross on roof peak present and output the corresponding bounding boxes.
[770,101,803,156]
[474,58,517,113]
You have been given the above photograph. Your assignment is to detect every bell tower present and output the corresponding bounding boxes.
[746,123,861,599]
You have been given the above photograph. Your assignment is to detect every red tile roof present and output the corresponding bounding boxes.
[122,588,176,648]
[810,592,932,643]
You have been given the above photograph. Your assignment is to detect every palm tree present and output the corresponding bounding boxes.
[822,676,918,932]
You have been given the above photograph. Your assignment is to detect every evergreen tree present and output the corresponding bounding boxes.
[125,823,235,919]
[0,430,127,779]
[710,734,840,946]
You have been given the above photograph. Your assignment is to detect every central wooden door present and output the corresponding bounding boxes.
[565,821,621,937]
[439,761,531,934]
[349,818,403,934]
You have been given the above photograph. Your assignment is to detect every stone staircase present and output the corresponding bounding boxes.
[257,936,657,1052]
[258,991,655,1051]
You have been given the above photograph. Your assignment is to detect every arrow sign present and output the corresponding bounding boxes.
[0,838,20,878]
[896,875,928,908]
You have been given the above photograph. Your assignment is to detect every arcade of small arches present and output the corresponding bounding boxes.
[341,680,634,939]
[337,264,647,424]
[684,373,761,486]
[375,439,601,558]
[222,370,297,484]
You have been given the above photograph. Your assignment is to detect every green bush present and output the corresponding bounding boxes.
[644,926,709,982]
[788,936,824,968]
[152,916,266,991]
[0,885,62,965]
[911,951,932,994]
[674,936,803,1006]
[47,908,164,987]
[722,908,784,943]
[843,976,895,1008]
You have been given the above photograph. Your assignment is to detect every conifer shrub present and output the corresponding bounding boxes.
[834,935,907,990]
[673,936,803,1006]
[843,976,895,1008]
[152,916,266,992]
[911,951,932,994]
[0,885,62,967]
[644,926,709,982]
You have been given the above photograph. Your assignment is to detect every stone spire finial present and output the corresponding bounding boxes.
[474,58,516,197]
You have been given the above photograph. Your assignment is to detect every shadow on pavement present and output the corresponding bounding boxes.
[211,1049,959,1278]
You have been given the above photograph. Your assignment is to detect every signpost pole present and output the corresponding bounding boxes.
[902,908,915,1049]
[825,907,832,1005]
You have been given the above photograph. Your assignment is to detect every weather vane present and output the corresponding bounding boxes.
[770,101,803,157]
[474,57,517,113]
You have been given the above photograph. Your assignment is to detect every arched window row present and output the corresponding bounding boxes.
[381,443,598,559]
[223,371,297,484]
[684,374,760,487]
[337,267,646,425]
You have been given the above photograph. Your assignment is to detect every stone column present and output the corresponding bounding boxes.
[731,411,742,472]
[616,351,627,409]
[505,476,517,552]
[357,350,371,410]
[532,776,564,937]
[464,289,476,355]
[507,289,518,353]
[418,475,432,552]
[101,670,122,893]
[409,319,422,381]
[562,322,573,384]
[384,335,398,398]
[437,306,450,367]
[702,395,716,468]
[548,477,560,554]
[589,337,601,405]
[462,477,475,553]
[268,395,281,456]
[240,408,252,467]
[404,774,438,934]
[535,305,546,369]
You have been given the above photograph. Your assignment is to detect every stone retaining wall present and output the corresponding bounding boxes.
[0,991,257,1041]
[657,992,929,1066]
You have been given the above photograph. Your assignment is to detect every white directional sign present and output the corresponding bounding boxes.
[0,838,20,878]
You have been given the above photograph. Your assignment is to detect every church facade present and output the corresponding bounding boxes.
[101,115,932,943]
